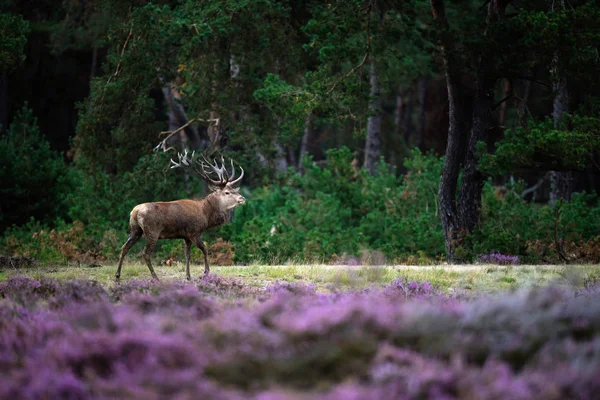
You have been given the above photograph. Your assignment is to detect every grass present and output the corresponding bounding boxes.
[1,261,599,294]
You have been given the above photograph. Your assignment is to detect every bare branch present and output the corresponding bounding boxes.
[153,118,220,153]
[326,3,373,95]
[107,27,133,85]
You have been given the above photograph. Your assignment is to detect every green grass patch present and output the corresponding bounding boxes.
[1,263,599,294]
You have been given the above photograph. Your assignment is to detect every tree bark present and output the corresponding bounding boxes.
[457,0,504,241]
[458,66,494,234]
[364,61,382,174]
[430,0,471,261]
[432,0,505,261]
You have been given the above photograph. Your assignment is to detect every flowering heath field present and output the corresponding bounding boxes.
[1,273,599,399]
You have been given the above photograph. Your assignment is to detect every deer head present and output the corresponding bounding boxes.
[170,150,245,210]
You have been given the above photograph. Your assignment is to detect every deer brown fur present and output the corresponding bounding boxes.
[116,153,245,281]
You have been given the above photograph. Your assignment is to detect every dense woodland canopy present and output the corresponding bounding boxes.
[1,0,600,264]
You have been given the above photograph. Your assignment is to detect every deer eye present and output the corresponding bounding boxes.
[225,191,230,195]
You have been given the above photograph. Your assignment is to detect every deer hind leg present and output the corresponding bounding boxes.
[184,238,192,281]
[116,228,142,281]
[142,234,160,281]
[193,237,210,276]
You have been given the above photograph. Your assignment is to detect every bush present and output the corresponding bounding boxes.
[3,143,600,265]
[226,148,445,263]
[0,105,75,233]
[473,183,600,263]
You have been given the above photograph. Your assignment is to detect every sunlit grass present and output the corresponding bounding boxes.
[1,262,599,294]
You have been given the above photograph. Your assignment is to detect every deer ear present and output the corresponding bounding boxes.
[208,185,219,192]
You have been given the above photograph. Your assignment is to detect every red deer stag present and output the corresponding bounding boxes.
[115,152,245,281]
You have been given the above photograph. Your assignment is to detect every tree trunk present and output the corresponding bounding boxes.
[394,91,403,134]
[299,113,316,173]
[274,142,289,174]
[364,61,382,174]
[458,67,494,234]
[90,46,98,80]
[497,79,510,129]
[430,0,471,262]
[432,0,504,261]
[457,0,503,242]
[549,62,571,205]
[416,76,429,150]
[517,75,532,126]
[162,83,203,150]
[403,92,414,147]
[549,0,572,206]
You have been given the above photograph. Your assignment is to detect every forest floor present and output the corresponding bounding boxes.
[1,262,599,294]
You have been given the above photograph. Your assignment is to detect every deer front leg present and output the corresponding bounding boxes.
[116,230,142,281]
[142,234,160,281]
[184,238,192,281]
[193,237,210,276]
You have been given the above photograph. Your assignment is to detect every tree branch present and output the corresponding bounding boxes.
[153,118,219,153]
[492,93,513,110]
[107,27,133,84]
[326,2,373,95]
[509,75,552,88]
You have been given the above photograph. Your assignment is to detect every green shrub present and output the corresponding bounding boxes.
[0,105,75,233]
[3,143,600,265]
[472,182,600,263]
[222,148,445,263]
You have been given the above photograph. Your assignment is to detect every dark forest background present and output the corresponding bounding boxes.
[1,0,600,265]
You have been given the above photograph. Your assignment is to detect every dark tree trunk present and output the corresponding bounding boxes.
[458,66,494,234]
[299,113,316,173]
[497,79,510,129]
[549,0,572,206]
[365,61,382,174]
[430,0,471,261]
[394,90,404,144]
[458,0,504,243]
[432,0,504,261]
[403,92,414,147]
[90,46,98,80]
[162,83,203,150]
[416,76,429,150]
[550,63,571,205]
[517,76,532,126]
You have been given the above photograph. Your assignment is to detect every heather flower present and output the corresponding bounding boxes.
[265,280,317,296]
[0,275,599,398]
[477,252,520,265]
[384,277,439,299]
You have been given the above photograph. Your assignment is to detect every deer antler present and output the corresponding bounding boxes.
[170,151,244,187]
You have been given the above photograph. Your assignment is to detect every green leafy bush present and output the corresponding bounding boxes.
[224,147,444,263]
[3,144,600,265]
[472,183,600,263]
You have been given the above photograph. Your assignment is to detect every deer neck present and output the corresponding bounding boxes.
[204,193,230,229]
